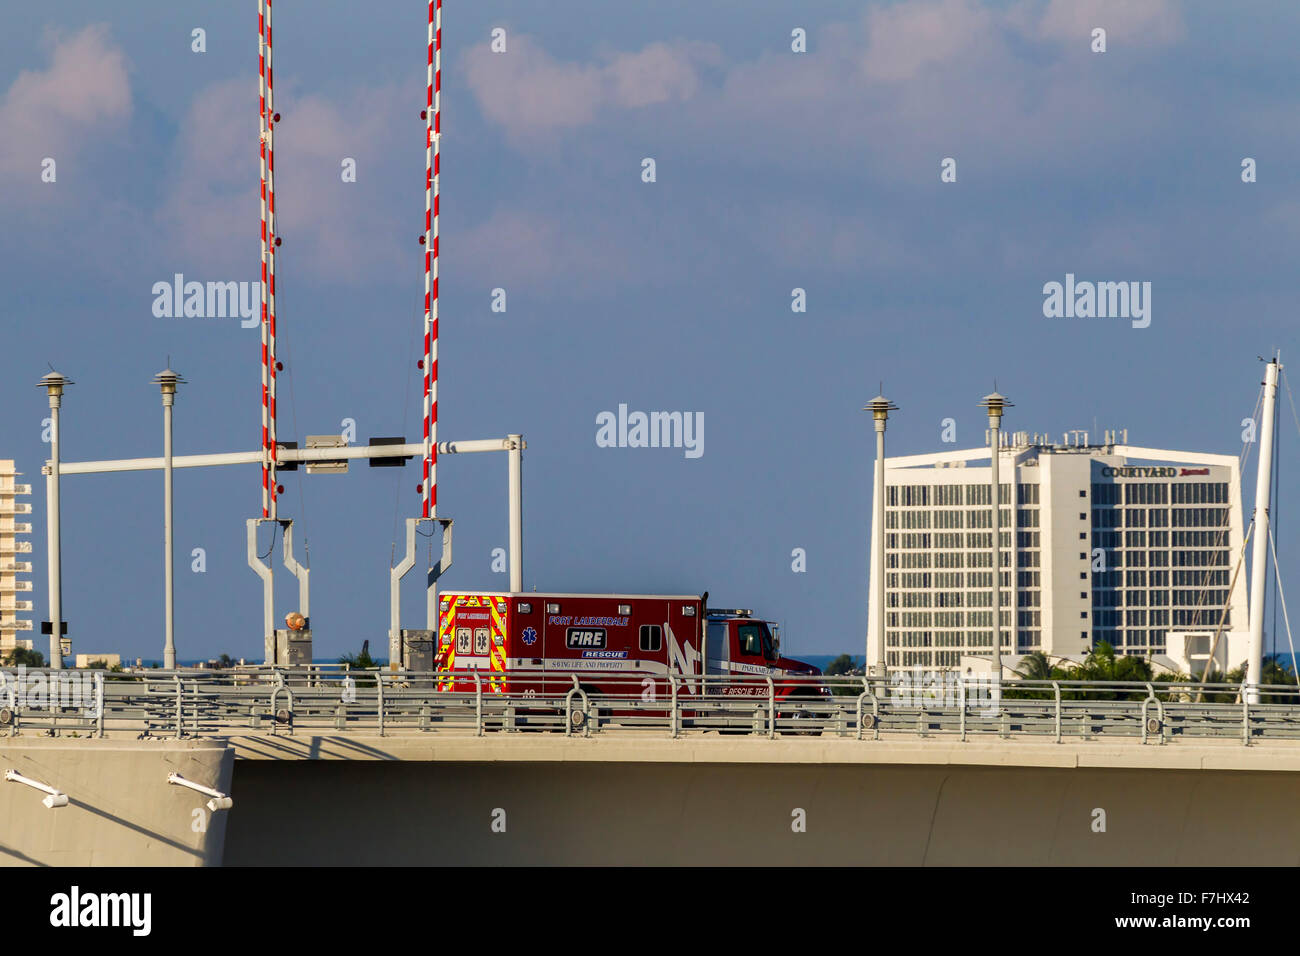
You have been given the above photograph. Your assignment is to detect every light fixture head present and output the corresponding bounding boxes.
[979,390,1013,422]
[37,370,73,396]
[862,394,899,423]
[152,367,187,395]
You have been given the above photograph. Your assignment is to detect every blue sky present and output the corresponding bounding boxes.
[2,0,1299,663]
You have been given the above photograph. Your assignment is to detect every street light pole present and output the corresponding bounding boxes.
[863,393,898,680]
[979,390,1013,678]
[153,368,186,670]
[38,371,72,670]
[508,433,523,593]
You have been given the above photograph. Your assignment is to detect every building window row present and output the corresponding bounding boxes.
[887,484,1016,507]
[1171,483,1228,504]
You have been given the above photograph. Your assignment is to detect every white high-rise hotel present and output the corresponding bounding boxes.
[0,460,34,653]
[866,432,1249,674]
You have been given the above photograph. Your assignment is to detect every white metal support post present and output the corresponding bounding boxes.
[863,395,897,680]
[155,368,185,669]
[427,518,453,630]
[38,372,70,670]
[246,519,276,665]
[980,391,1013,679]
[508,434,523,592]
[281,520,309,626]
[389,520,416,667]
[1247,356,1282,704]
[390,516,452,669]
[245,517,307,666]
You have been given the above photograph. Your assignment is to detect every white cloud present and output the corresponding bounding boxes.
[860,0,997,82]
[1036,0,1184,46]
[604,41,714,107]
[0,25,131,188]
[455,207,632,291]
[154,77,410,281]
[463,35,719,138]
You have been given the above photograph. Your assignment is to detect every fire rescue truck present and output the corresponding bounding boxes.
[434,591,823,709]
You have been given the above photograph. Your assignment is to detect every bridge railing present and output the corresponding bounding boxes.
[2,667,1300,745]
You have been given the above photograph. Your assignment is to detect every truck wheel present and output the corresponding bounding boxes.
[781,701,822,737]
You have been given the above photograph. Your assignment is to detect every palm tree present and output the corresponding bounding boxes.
[1054,642,1151,699]
[1003,651,1065,698]
[339,641,380,687]
[1014,651,1057,681]
[2,647,45,668]
[339,648,379,669]
[1259,657,1298,704]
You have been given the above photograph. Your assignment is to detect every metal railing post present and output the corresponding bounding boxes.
[876,676,884,740]
[268,671,285,735]
[958,673,967,742]
[564,677,589,738]
[1140,685,1164,745]
[174,675,183,739]
[668,674,679,739]
[1241,682,1250,746]
[376,672,385,737]
[0,673,16,735]
[1052,681,1062,744]
[95,671,104,738]
[580,678,591,739]
[475,670,483,737]
[766,675,775,739]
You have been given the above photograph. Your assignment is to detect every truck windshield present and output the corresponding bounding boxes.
[738,623,777,661]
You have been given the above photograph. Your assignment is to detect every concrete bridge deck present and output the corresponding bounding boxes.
[220,730,1300,770]
[4,731,1298,866]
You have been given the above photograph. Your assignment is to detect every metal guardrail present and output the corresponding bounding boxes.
[2,667,1300,745]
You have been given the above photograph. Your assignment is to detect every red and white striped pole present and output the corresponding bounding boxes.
[265,0,279,519]
[258,0,270,519]
[421,0,441,519]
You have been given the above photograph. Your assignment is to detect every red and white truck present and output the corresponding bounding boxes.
[434,591,822,704]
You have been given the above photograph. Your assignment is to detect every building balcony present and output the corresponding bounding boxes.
[0,562,32,574]
[0,542,33,554]
[0,581,32,593]
[0,600,33,612]
[0,618,33,631]
[0,523,33,535]
[0,503,32,515]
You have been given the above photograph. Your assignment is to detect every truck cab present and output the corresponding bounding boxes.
[704,609,820,681]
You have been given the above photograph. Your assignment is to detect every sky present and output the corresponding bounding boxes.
[1,0,1299,664]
